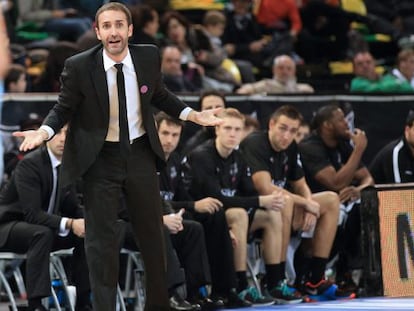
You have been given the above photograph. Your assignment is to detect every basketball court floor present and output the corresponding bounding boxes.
[1,296,414,310]
[228,297,414,310]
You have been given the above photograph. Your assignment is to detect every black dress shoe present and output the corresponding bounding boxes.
[196,297,224,310]
[169,294,196,311]
[76,305,93,311]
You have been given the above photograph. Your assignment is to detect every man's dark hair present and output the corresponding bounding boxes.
[406,110,414,127]
[155,111,184,129]
[5,64,25,91]
[95,2,132,27]
[269,105,303,124]
[198,89,226,110]
[311,104,340,131]
[130,4,156,30]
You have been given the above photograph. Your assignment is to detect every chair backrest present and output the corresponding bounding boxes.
[341,0,367,15]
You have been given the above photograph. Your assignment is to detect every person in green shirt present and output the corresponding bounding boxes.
[350,51,414,92]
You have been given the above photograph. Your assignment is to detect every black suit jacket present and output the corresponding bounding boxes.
[0,146,81,247]
[43,44,188,187]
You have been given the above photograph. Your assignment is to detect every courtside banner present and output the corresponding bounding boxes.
[378,188,414,297]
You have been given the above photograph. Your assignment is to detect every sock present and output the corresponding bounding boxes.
[28,297,43,310]
[280,261,286,279]
[236,271,248,292]
[76,290,91,308]
[265,263,282,289]
[309,257,328,284]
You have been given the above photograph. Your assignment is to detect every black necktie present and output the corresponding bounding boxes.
[114,63,131,156]
[53,164,61,214]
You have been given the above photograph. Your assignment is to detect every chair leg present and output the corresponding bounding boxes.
[0,269,19,311]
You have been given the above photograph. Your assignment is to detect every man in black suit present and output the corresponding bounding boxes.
[14,3,222,311]
[0,125,91,311]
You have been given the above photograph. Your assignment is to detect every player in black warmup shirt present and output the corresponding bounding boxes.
[182,108,306,305]
[155,111,252,309]
[240,105,356,302]
[369,111,414,184]
[298,104,373,292]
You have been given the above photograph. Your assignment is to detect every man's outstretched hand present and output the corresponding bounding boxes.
[187,108,223,126]
[13,129,48,152]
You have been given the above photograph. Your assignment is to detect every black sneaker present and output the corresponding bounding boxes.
[169,294,196,311]
[192,297,224,311]
[221,289,252,308]
[268,280,303,304]
[238,287,274,306]
[304,279,356,301]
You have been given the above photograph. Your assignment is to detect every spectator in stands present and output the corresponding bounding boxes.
[191,10,241,89]
[298,104,374,291]
[236,55,314,94]
[350,51,414,92]
[364,0,414,38]
[161,45,202,93]
[295,120,310,144]
[17,0,92,42]
[369,110,414,183]
[297,0,353,63]
[223,0,270,72]
[156,111,252,309]
[160,10,235,92]
[201,10,255,83]
[240,105,355,301]
[129,4,160,46]
[180,90,226,157]
[254,0,303,63]
[182,107,305,305]
[0,125,92,311]
[159,11,202,77]
[34,41,79,92]
[5,63,27,93]
[391,49,414,88]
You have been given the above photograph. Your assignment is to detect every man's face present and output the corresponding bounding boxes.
[161,47,182,75]
[328,108,350,139]
[405,123,414,151]
[215,116,244,151]
[268,115,300,151]
[353,52,377,80]
[95,9,132,61]
[273,57,295,84]
[47,125,67,159]
[201,95,225,111]
[399,55,414,80]
[158,120,182,157]
[295,124,310,143]
[146,10,159,37]
[10,73,27,93]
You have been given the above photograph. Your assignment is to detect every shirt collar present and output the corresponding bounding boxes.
[102,48,134,72]
[47,147,61,170]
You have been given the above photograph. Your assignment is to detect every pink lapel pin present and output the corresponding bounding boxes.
[140,85,148,94]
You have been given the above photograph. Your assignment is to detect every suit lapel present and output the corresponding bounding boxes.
[41,146,54,209]
[130,46,150,109]
[91,48,110,118]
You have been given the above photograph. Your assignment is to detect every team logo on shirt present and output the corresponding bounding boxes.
[221,188,236,197]
[169,166,177,179]
[160,190,174,201]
